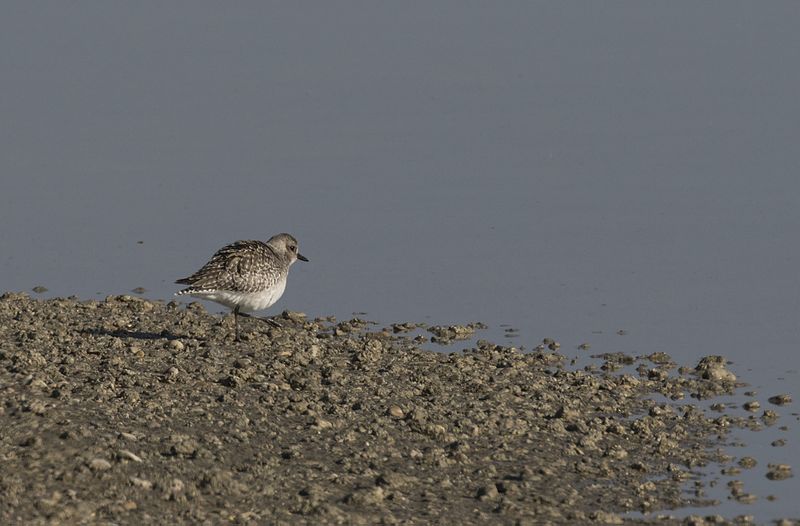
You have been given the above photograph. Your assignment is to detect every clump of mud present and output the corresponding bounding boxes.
[0,293,781,524]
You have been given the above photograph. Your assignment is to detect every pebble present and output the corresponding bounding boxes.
[313,417,333,430]
[737,457,757,469]
[768,394,792,406]
[476,484,499,501]
[742,401,760,412]
[130,477,153,490]
[387,405,405,419]
[0,295,782,524]
[89,458,112,471]
[765,464,793,480]
[118,450,143,462]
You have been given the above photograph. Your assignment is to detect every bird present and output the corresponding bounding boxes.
[175,233,308,341]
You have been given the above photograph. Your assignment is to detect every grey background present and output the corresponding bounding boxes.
[1,2,798,520]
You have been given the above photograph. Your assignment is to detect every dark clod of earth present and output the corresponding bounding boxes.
[0,293,791,525]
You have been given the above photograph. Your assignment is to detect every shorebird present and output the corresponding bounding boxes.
[175,233,308,341]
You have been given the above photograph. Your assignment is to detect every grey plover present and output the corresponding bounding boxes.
[175,233,308,341]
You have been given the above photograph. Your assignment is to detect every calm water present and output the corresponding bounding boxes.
[2,2,798,521]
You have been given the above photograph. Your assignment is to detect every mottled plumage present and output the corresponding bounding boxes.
[175,233,308,341]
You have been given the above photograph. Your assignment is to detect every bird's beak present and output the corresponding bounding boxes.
[297,253,309,262]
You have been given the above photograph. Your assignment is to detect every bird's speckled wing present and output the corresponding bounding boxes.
[176,240,284,293]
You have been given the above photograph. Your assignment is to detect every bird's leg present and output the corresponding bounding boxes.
[262,317,283,328]
[233,305,241,342]
[237,311,282,328]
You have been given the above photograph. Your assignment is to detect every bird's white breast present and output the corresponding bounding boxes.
[189,277,287,313]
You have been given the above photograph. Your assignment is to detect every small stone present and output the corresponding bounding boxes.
[695,356,736,382]
[89,458,112,471]
[768,394,792,406]
[163,367,180,382]
[742,401,760,412]
[118,450,143,463]
[591,511,623,524]
[734,493,757,504]
[130,477,153,490]
[164,478,186,501]
[761,410,779,424]
[283,310,307,322]
[38,491,62,508]
[313,417,333,429]
[28,400,47,415]
[647,352,673,364]
[20,436,42,447]
[766,464,792,480]
[684,515,707,526]
[476,484,499,500]
[408,407,428,423]
[28,378,48,390]
[738,457,757,469]
[703,367,736,382]
[168,340,185,351]
[387,405,405,419]
[344,486,384,505]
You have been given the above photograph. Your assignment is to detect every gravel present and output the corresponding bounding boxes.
[0,293,791,525]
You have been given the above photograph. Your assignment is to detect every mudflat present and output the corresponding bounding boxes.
[0,293,767,524]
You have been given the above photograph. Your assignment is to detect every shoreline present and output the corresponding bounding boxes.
[0,293,780,525]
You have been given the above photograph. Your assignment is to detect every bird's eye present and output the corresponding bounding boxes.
[289,245,296,252]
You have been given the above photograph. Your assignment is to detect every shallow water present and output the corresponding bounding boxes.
[1,2,797,521]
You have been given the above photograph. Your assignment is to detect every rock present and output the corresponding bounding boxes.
[743,401,760,412]
[89,458,112,471]
[768,394,791,406]
[0,296,773,524]
[476,484,499,500]
[313,417,333,429]
[167,434,199,457]
[387,405,404,419]
[344,486,385,506]
[118,450,143,462]
[695,356,737,383]
[738,457,757,469]
[130,477,153,490]
[766,464,793,480]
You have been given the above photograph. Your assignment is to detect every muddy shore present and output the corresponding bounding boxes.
[0,293,783,525]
